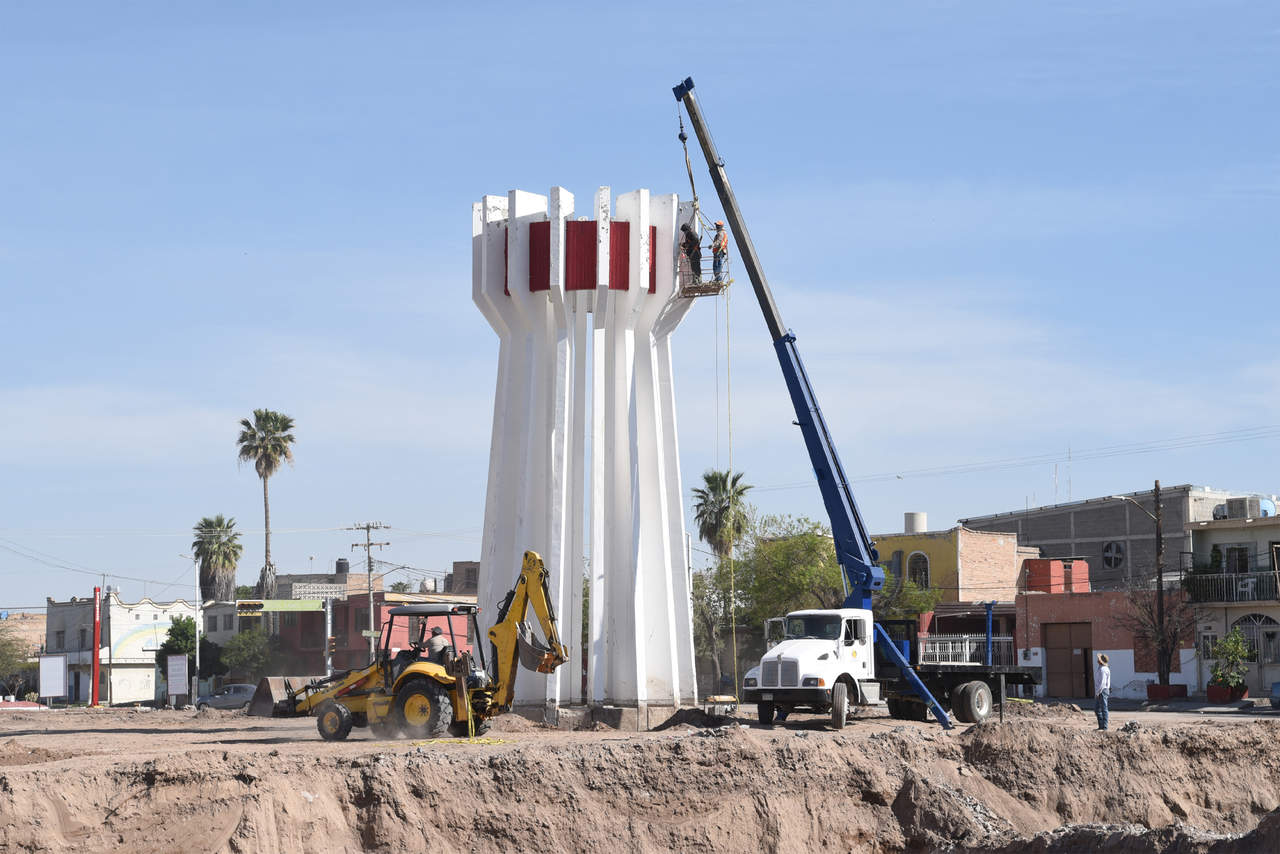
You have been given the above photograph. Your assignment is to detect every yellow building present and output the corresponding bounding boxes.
[874,513,1036,635]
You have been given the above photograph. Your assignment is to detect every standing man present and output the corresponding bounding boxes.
[1095,652,1111,730]
[711,220,729,283]
[680,222,702,283]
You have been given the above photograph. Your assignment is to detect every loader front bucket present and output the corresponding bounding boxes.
[248,677,293,717]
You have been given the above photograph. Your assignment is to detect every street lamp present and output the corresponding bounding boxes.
[1110,480,1167,684]
[179,553,201,703]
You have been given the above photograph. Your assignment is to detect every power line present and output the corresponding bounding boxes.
[746,424,1280,492]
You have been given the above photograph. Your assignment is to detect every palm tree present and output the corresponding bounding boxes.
[236,409,296,598]
[691,469,752,558]
[192,515,243,603]
[691,469,751,694]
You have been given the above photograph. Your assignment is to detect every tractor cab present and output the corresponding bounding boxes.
[378,602,487,694]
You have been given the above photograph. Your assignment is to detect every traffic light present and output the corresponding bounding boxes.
[327,636,337,656]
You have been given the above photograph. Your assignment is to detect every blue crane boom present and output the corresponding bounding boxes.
[672,76,951,727]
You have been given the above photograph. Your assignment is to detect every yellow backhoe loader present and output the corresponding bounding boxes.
[262,550,568,740]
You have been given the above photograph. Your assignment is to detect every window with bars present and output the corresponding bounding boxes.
[908,552,930,589]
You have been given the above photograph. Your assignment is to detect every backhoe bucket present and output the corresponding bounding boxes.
[516,621,561,674]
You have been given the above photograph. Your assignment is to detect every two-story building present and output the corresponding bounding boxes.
[45,591,196,704]
[1184,514,1280,696]
[962,485,1273,591]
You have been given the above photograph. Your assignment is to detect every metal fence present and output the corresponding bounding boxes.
[1183,571,1280,604]
[919,634,1014,666]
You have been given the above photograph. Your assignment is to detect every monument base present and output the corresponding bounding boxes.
[509,702,689,731]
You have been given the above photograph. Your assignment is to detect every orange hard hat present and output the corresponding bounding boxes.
[715,220,724,227]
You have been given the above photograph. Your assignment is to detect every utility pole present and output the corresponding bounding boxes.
[349,522,389,658]
[1154,479,1166,684]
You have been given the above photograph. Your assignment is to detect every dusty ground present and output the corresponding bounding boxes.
[0,703,1278,853]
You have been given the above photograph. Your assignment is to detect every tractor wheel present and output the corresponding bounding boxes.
[757,701,776,726]
[952,683,976,724]
[959,681,993,724]
[316,700,354,741]
[830,682,849,730]
[393,678,453,739]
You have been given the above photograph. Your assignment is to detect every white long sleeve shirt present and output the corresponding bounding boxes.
[1097,664,1111,694]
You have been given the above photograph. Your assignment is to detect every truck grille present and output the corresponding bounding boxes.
[762,659,800,687]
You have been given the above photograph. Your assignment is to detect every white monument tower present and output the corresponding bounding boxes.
[472,186,698,726]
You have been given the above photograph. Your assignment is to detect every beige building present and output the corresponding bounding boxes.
[45,591,196,704]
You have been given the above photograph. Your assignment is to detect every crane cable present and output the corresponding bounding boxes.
[680,101,738,699]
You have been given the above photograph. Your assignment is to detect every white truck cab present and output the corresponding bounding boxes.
[741,608,879,728]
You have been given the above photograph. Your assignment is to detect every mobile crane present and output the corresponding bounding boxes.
[673,77,1039,728]
[267,549,568,740]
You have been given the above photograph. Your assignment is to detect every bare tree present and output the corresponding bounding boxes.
[1117,584,1196,684]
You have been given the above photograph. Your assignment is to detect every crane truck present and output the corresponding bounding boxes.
[264,549,568,740]
[672,77,1039,728]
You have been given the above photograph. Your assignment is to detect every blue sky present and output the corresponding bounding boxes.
[1,2,1277,607]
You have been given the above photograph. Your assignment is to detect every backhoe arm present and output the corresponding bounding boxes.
[487,550,569,709]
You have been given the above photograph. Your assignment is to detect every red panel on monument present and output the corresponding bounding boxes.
[528,221,550,292]
[649,225,657,293]
[565,220,597,291]
[609,221,630,290]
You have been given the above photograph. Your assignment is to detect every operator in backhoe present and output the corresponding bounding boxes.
[680,222,702,283]
[711,220,728,283]
[426,626,452,664]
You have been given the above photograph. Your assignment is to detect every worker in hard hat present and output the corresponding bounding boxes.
[680,222,702,283]
[711,220,728,283]
[426,625,453,665]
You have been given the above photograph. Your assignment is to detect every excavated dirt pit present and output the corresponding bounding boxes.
[1,707,1278,852]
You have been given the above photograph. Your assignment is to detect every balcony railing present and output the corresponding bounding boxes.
[1183,571,1280,604]
[919,634,1014,667]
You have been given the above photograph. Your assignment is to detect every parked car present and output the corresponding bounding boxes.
[195,683,256,711]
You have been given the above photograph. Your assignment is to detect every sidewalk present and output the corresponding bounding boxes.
[1109,696,1279,715]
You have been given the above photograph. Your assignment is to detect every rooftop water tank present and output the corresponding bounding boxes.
[904,512,927,534]
[335,558,350,575]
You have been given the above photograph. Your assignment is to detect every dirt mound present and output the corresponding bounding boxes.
[1,718,1278,852]
[0,738,76,767]
[1001,699,1083,719]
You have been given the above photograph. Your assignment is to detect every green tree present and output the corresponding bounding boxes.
[221,629,273,680]
[738,515,845,628]
[0,622,36,697]
[199,637,228,680]
[389,580,411,593]
[234,584,255,599]
[692,469,752,558]
[691,566,732,691]
[1208,627,1251,689]
[738,514,941,627]
[236,409,296,598]
[156,616,196,684]
[192,514,243,603]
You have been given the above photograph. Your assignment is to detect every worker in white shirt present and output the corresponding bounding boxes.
[1095,652,1111,730]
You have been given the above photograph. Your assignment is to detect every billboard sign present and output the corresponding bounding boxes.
[167,654,189,701]
[38,654,67,700]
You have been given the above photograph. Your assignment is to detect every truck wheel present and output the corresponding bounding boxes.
[316,700,354,741]
[886,698,903,719]
[960,681,993,723]
[830,682,849,730]
[953,683,975,724]
[757,702,776,726]
[393,677,453,738]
